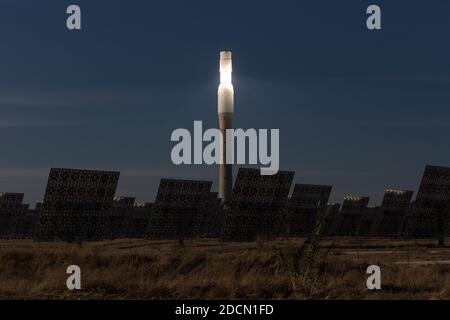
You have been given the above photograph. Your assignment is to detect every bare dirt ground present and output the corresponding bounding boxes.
[0,237,449,300]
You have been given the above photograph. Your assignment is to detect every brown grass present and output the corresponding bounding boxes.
[0,238,449,300]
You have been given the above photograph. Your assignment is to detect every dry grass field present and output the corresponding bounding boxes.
[0,237,450,300]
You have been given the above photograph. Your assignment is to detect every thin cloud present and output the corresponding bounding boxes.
[367,120,450,126]
[0,91,126,108]
[379,75,450,82]
[298,170,381,178]
[0,120,74,128]
[0,89,164,108]
[0,167,212,179]
[0,168,49,179]
[121,166,214,178]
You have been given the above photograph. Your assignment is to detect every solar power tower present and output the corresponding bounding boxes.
[147,179,212,239]
[0,193,26,239]
[35,168,120,242]
[409,165,450,244]
[335,196,370,235]
[372,189,413,236]
[286,184,332,237]
[223,168,294,241]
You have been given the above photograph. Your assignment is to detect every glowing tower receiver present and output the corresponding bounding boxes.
[218,51,234,204]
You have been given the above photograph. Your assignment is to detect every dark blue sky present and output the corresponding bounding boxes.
[1,0,450,206]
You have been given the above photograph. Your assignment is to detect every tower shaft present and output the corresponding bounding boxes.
[218,51,234,204]
[218,117,233,203]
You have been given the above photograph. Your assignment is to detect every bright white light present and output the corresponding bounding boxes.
[220,51,232,85]
[220,71,232,84]
[218,51,234,115]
